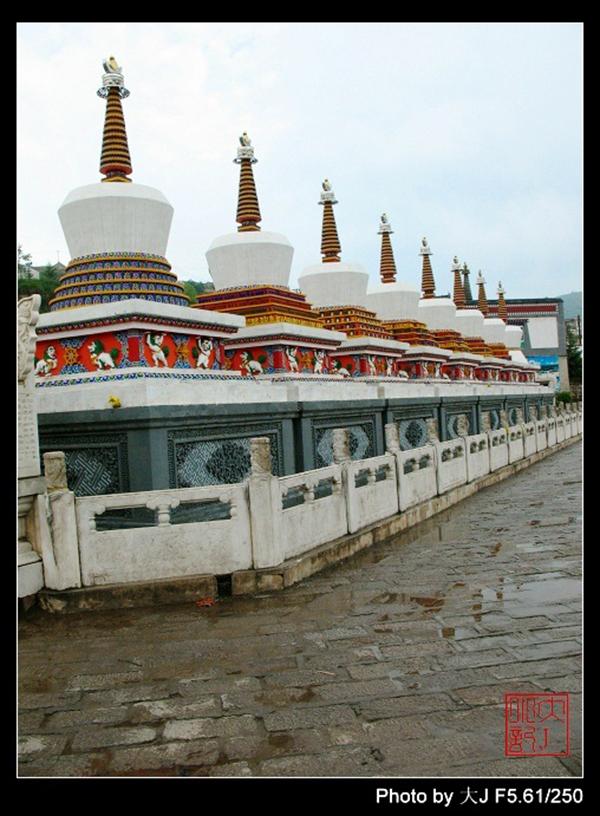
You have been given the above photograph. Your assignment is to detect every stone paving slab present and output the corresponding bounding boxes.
[18,442,582,777]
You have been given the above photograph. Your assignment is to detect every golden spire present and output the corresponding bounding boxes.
[97,57,132,183]
[497,281,508,322]
[319,179,341,263]
[419,237,435,298]
[452,256,465,308]
[234,132,261,232]
[476,271,489,316]
[378,214,396,283]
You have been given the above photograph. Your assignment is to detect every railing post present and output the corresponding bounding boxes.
[332,428,356,532]
[247,437,283,569]
[40,451,81,590]
[384,422,400,454]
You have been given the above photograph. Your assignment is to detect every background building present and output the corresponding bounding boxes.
[487,297,568,391]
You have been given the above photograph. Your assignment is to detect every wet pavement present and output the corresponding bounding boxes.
[18,442,582,777]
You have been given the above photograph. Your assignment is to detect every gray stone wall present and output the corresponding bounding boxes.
[38,394,551,496]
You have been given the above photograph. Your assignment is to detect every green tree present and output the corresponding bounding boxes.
[566,324,581,386]
[18,263,62,313]
[17,244,33,279]
[182,281,198,303]
[181,280,215,301]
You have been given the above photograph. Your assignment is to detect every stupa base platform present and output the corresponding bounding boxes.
[318,304,394,340]
[193,284,323,329]
[443,352,483,380]
[475,357,508,382]
[382,319,438,347]
[328,336,410,378]
[34,299,244,380]
[397,346,454,379]
[221,322,346,375]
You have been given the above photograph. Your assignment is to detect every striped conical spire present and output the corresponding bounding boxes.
[476,271,489,316]
[462,262,473,303]
[497,282,508,322]
[97,57,132,183]
[420,237,435,298]
[378,214,396,283]
[452,256,466,308]
[234,133,261,232]
[319,180,341,263]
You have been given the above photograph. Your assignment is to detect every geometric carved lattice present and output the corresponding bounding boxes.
[315,424,373,468]
[508,407,519,426]
[489,409,501,431]
[398,418,428,451]
[446,413,471,439]
[63,447,122,496]
[175,436,278,487]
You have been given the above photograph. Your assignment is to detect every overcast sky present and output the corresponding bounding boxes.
[17,22,582,298]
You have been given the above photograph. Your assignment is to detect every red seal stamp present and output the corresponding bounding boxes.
[504,692,570,757]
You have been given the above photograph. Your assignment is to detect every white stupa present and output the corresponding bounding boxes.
[496,281,529,364]
[51,57,187,311]
[365,214,420,320]
[416,239,458,331]
[206,134,294,290]
[298,181,369,306]
[475,271,510,345]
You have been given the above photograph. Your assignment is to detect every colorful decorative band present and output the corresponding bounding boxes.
[52,279,184,296]
[49,293,190,311]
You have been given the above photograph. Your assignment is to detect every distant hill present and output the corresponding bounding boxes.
[556,291,582,319]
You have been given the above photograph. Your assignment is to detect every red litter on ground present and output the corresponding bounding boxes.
[195,597,217,608]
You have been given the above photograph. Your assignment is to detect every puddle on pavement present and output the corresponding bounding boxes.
[481,577,581,605]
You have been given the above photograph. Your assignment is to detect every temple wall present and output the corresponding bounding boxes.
[37,390,556,498]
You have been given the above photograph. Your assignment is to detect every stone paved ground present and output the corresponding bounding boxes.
[18,442,582,778]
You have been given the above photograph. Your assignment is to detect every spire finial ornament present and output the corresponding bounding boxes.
[497,281,508,322]
[319,179,341,263]
[378,213,396,283]
[476,270,489,316]
[462,261,473,304]
[97,57,132,183]
[452,255,466,308]
[419,237,435,298]
[233,132,261,232]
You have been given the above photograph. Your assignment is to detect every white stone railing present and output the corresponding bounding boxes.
[565,411,574,440]
[522,421,537,458]
[508,425,524,463]
[535,419,548,452]
[547,417,557,447]
[556,415,566,443]
[465,433,490,482]
[40,410,581,589]
[344,452,399,533]
[434,438,467,493]
[75,483,252,586]
[389,440,437,512]
[279,465,345,559]
[488,428,509,471]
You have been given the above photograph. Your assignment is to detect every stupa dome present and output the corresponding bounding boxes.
[504,324,523,349]
[207,231,293,290]
[299,261,369,307]
[206,134,294,290]
[366,281,420,320]
[455,307,486,337]
[59,183,173,258]
[418,297,457,331]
